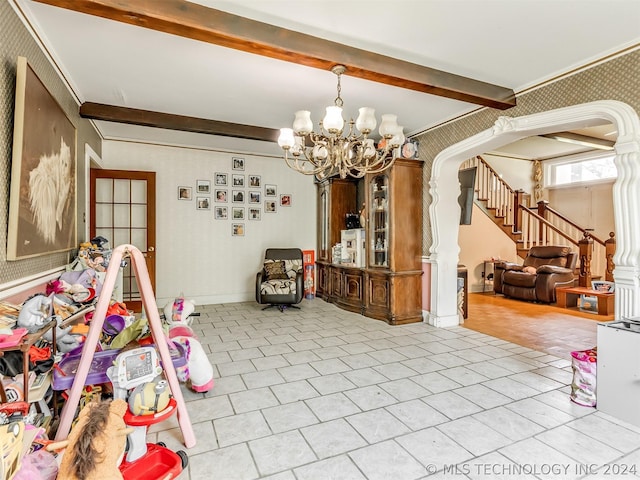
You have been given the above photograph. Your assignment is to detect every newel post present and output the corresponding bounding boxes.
[537,200,549,244]
[513,190,525,233]
[605,232,616,282]
[578,231,593,288]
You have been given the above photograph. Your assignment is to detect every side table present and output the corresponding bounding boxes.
[0,321,56,405]
[482,259,500,293]
[556,286,615,316]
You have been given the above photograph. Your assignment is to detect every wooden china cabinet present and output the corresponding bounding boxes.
[315,158,423,325]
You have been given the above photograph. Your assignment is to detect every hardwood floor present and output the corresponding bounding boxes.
[463,292,609,359]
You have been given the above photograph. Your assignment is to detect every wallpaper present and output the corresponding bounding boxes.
[0,2,101,285]
[415,49,640,254]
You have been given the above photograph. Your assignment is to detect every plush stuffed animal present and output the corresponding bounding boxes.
[163,298,214,393]
[17,294,53,333]
[163,296,195,326]
[43,318,81,354]
[50,399,130,480]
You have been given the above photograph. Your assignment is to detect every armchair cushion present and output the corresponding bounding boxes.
[264,260,288,280]
[260,278,297,295]
[283,259,303,280]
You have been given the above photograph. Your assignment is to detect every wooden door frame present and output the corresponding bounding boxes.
[90,169,156,310]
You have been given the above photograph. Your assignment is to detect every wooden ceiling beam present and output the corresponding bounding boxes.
[35,0,516,110]
[80,102,280,142]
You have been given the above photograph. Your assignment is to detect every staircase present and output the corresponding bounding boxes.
[461,155,615,285]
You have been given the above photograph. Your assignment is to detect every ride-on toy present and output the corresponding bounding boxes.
[107,346,188,479]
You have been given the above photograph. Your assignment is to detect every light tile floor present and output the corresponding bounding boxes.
[148,299,640,480]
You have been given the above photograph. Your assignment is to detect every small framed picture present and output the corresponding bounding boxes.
[232,207,245,220]
[196,197,210,210]
[215,172,228,186]
[592,280,615,293]
[178,186,192,201]
[280,194,292,207]
[196,179,211,194]
[265,184,277,197]
[249,191,261,204]
[215,206,228,220]
[215,189,228,203]
[232,190,245,203]
[249,207,261,221]
[232,157,245,171]
[249,175,261,188]
[265,200,277,213]
[232,174,245,187]
[232,223,245,236]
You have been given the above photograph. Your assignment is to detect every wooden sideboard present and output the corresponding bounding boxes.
[315,158,424,325]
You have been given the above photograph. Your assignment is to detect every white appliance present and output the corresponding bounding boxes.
[340,229,365,267]
[597,319,640,428]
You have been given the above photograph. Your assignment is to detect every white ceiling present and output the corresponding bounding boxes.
[10,0,640,157]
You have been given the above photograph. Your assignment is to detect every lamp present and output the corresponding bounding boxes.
[277,65,405,179]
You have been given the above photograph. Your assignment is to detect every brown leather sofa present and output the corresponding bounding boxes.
[494,246,577,303]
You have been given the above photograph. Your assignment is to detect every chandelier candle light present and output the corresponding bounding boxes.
[277,65,405,179]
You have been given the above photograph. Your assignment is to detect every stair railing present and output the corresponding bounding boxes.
[538,201,615,282]
[462,156,516,224]
[462,155,615,283]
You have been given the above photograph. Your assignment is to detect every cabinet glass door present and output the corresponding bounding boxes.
[319,189,328,260]
[369,174,389,267]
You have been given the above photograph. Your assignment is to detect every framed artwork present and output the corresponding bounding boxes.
[249,175,261,188]
[265,200,277,213]
[215,172,228,186]
[232,190,245,203]
[215,189,228,202]
[249,191,261,204]
[232,157,245,171]
[232,174,245,187]
[8,56,77,260]
[232,207,245,220]
[249,207,261,221]
[265,184,277,197]
[215,206,228,220]
[592,280,615,293]
[280,194,292,207]
[232,223,245,236]
[196,197,210,210]
[178,186,192,200]
[196,179,211,194]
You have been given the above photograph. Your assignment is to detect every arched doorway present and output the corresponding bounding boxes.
[428,100,640,327]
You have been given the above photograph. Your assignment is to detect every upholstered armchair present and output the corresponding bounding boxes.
[256,248,304,311]
[494,245,577,303]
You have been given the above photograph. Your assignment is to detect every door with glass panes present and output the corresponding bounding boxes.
[90,169,156,312]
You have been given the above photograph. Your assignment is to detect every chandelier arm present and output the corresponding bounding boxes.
[285,149,330,176]
[351,154,398,176]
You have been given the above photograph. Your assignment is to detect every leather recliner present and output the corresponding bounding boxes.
[494,245,577,303]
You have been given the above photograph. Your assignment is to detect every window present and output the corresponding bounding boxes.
[546,152,616,188]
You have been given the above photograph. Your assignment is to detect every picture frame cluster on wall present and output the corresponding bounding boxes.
[176,156,292,235]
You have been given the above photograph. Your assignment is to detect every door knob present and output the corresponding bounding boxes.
[148,246,155,252]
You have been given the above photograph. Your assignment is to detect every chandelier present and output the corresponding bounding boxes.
[277,65,405,179]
